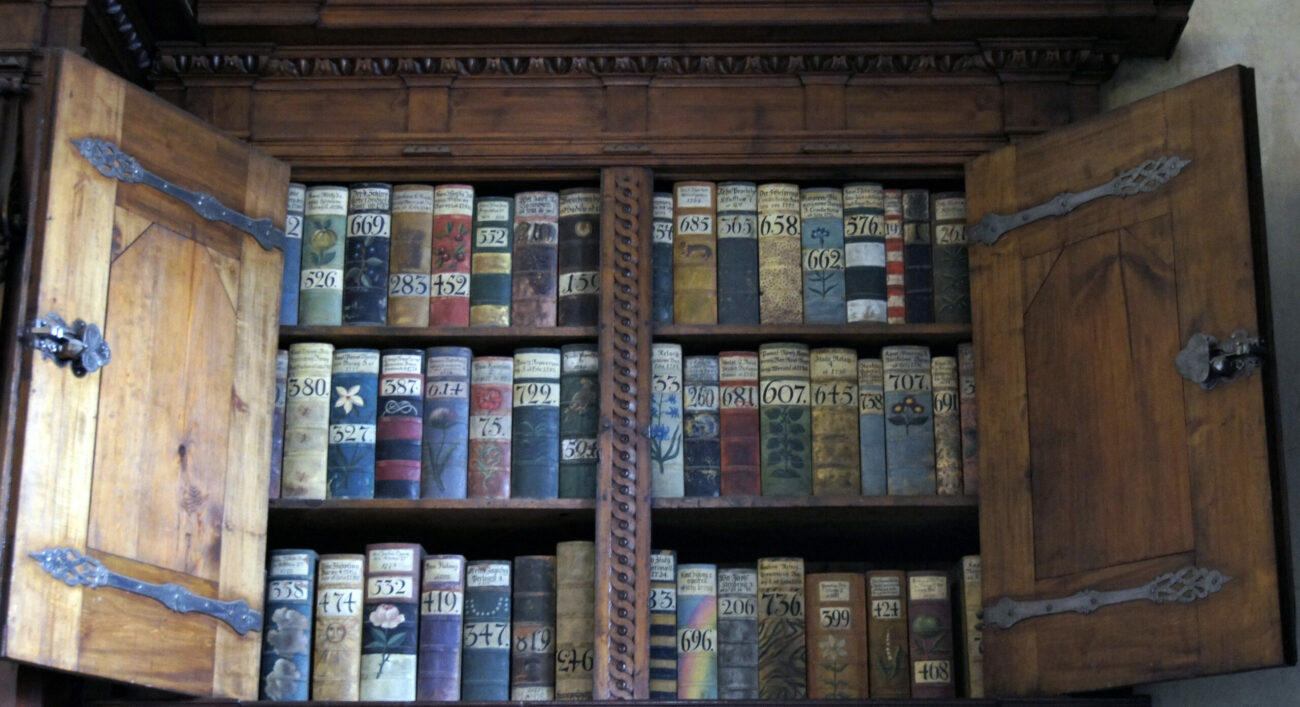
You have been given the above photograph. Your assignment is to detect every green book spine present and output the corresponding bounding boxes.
[299,186,347,325]
[759,343,812,495]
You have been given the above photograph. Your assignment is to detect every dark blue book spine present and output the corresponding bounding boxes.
[651,192,674,325]
[469,196,515,327]
[259,549,318,701]
[883,346,936,495]
[327,349,379,498]
[422,346,471,498]
[858,358,887,495]
[903,189,934,323]
[511,348,561,498]
[342,182,392,325]
[717,182,759,325]
[279,183,304,325]
[462,560,513,701]
[683,355,722,497]
[375,349,424,499]
[800,187,846,324]
[843,183,887,323]
[418,555,467,701]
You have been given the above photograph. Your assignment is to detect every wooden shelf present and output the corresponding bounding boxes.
[654,323,972,349]
[279,325,598,348]
[165,696,1149,706]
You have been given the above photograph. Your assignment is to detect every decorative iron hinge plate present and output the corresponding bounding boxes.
[22,312,110,376]
[1176,329,1265,390]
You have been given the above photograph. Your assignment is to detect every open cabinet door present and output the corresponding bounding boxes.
[969,66,1287,695]
[1,52,286,698]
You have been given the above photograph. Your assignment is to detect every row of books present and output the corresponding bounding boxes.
[650,342,977,497]
[281,184,601,328]
[650,553,984,700]
[260,542,594,701]
[271,344,598,500]
[653,182,969,327]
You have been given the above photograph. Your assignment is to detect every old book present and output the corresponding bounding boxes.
[512,555,558,700]
[676,564,719,699]
[326,349,380,499]
[417,555,467,701]
[511,191,560,327]
[469,196,515,327]
[269,350,287,499]
[342,182,392,325]
[279,183,305,325]
[422,346,471,498]
[806,573,868,698]
[512,348,561,498]
[857,358,887,496]
[282,343,333,499]
[360,543,425,701]
[908,570,956,698]
[559,344,600,499]
[649,550,679,700]
[801,187,846,324]
[933,356,962,495]
[717,181,759,325]
[759,343,812,496]
[672,181,718,324]
[843,182,887,323]
[756,557,806,699]
[932,193,970,324]
[430,184,474,326]
[957,343,978,496]
[651,191,674,326]
[902,188,933,323]
[312,554,364,700]
[556,540,596,699]
[717,566,759,699]
[867,571,910,698]
[718,351,760,496]
[811,348,860,495]
[883,189,905,324]
[299,185,347,325]
[757,183,803,324]
[259,549,318,701]
[375,349,424,499]
[959,556,984,698]
[468,356,513,498]
[387,184,434,327]
[650,343,685,498]
[557,187,602,326]
[462,561,512,701]
[683,355,721,497]
[883,346,936,495]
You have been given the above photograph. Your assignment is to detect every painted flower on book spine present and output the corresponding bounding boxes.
[366,603,408,678]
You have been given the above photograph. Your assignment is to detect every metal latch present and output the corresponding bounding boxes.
[23,312,111,376]
[1175,329,1264,391]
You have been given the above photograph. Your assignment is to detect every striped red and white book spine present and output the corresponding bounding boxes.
[884,189,905,324]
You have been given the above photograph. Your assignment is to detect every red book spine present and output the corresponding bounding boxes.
[429,184,474,326]
[884,189,905,324]
[468,356,513,498]
[719,351,761,495]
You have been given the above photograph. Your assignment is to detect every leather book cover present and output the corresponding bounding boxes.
[757,183,803,324]
[649,550,679,699]
[806,573,868,698]
[932,355,962,495]
[469,196,515,327]
[468,356,513,498]
[857,358,887,496]
[908,570,956,698]
[422,346,471,498]
[374,349,424,499]
[717,566,759,699]
[932,193,971,324]
[430,184,474,326]
[556,540,596,699]
[511,555,558,701]
[360,543,425,701]
[559,344,599,499]
[279,183,304,325]
[557,187,602,326]
[259,549,318,701]
[884,189,905,324]
[417,555,467,701]
[342,182,392,325]
[959,555,984,698]
[902,188,934,323]
[756,557,806,699]
[511,191,560,327]
[327,349,380,499]
[299,185,347,325]
[269,350,287,499]
[651,192,674,326]
[650,343,685,498]
[387,184,434,327]
[282,343,333,499]
[957,343,978,496]
[462,560,512,701]
[800,187,846,324]
[683,355,722,497]
[718,351,761,496]
[759,343,812,496]
[312,554,364,700]
[673,181,718,324]
[883,345,936,495]
[717,181,759,325]
[676,564,719,699]
[512,348,561,498]
[811,348,860,495]
[843,182,887,323]
[867,570,910,697]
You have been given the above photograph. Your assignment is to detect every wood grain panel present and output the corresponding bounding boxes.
[449,85,605,134]
[845,84,1002,136]
[647,85,803,136]
[251,88,409,139]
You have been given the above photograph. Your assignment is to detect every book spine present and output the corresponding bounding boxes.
[958,343,978,495]
[375,349,424,500]
[884,189,905,324]
[932,193,971,324]
[312,554,364,700]
[279,183,304,325]
[559,344,600,499]
[806,573,868,698]
[843,183,887,323]
[676,564,719,699]
[281,343,333,499]
[299,186,347,325]
[342,183,392,325]
[360,543,424,701]
[468,357,513,498]
[960,556,984,698]
[884,346,936,495]
[512,555,558,700]
[716,181,759,325]
[327,349,379,499]
[259,549,318,701]
[801,187,846,324]
[756,557,806,699]
[933,356,962,495]
[512,348,561,498]
[649,343,685,498]
[683,355,721,497]
[651,192,674,326]
[757,183,803,324]
[512,191,560,327]
[387,185,434,327]
[673,181,718,324]
[811,348,860,495]
[430,184,474,326]
[902,189,933,323]
[269,350,287,499]
[718,352,761,496]
[867,571,910,697]
[857,358,887,496]
[422,346,471,498]
[556,541,596,699]
[716,567,759,699]
[470,196,515,327]
[462,561,512,701]
[417,555,467,701]
[649,550,679,700]
[759,343,812,496]
[557,187,602,326]
[908,571,956,698]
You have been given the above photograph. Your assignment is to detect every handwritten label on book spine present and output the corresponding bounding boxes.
[673,181,718,324]
[683,355,722,497]
[299,186,347,325]
[867,571,909,698]
[312,554,364,700]
[932,193,970,324]
[844,183,887,323]
[758,183,803,324]
[805,573,868,698]
[883,346,936,495]
[280,183,305,325]
[811,348,860,495]
[282,343,333,499]
[556,541,596,699]
[361,543,424,701]
[342,183,392,325]
[559,344,599,499]
[717,567,759,699]
[470,197,514,327]
[759,344,812,496]
[260,549,318,701]
[649,550,679,699]
[512,191,560,327]
[908,571,955,698]
[430,184,474,325]
[857,359,887,495]
[327,349,379,499]
[557,187,602,326]
[512,349,561,498]
[801,188,846,324]
[677,565,719,699]
[717,182,759,324]
[512,555,557,701]
[463,561,512,700]
[375,350,423,499]
[719,352,761,496]
[422,347,471,499]
[468,357,512,498]
[932,356,962,495]
[651,192,675,325]
[417,555,466,701]
[650,344,685,498]
[388,185,434,326]
[757,557,806,699]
